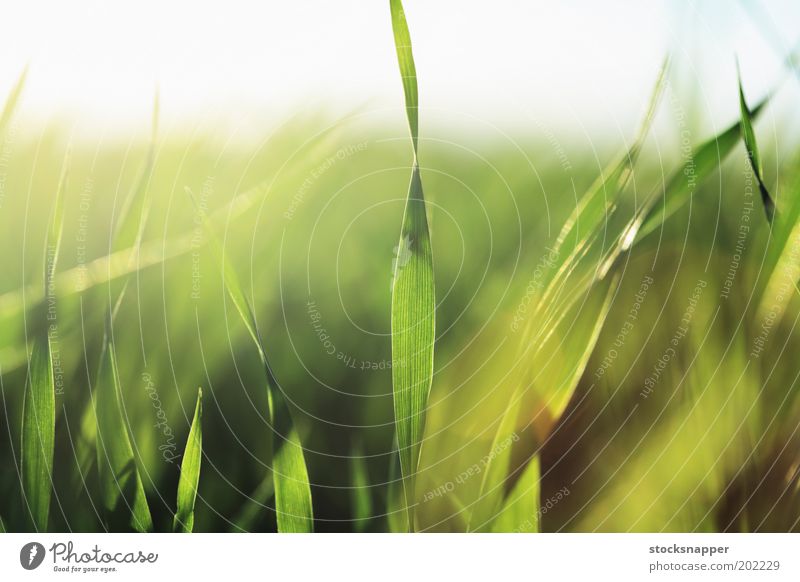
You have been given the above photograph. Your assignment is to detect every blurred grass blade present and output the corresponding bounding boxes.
[0,66,27,136]
[350,446,373,532]
[389,0,436,529]
[738,66,775,222]
[173,387,203,533]
[21,337,55,531]
[231,473,275,532]
[491,456,540,533]
[95,338,153,532]
[190,188,313,532]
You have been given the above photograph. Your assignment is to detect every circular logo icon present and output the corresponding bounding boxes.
[20,542,46,570]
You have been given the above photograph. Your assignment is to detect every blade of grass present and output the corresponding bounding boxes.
[0,66,27,136]
[389,0,436,530]
[638,96,770,240]
[490,456,540,533]
[350,445,373,532]
[173,387,203,533]
[94,336,153,532]
[189,188,313,532]
[738,63,775,222]
[20,151,69,532]
[470,274,618,531]
[230,473,275,532]
[20,337,55,531]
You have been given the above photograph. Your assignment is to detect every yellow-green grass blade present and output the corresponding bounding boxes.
[0,66,27,137]
[551,58,669,264]
[190,189,313,532]
[491,456,540,533]
[756,169,800,324]
[738,65,775,222]
[45,153,69,282]
[173,387,203,533]
[471,275,617,531]
[20,336,55,531]
[389,0,436,529]
[94,338,153,532]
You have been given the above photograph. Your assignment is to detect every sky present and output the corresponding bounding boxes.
[0,0,798,137]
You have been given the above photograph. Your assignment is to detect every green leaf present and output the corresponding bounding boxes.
[189,189,314,533]
[388,0,436,530]
[21,336,55,531]
[174,387,203,533]
[491,456,540,533]
[94,337,153,532]
[738,65,775,222]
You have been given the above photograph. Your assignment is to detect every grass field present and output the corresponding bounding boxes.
[1,1,800,533]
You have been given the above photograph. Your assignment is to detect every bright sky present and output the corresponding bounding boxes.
[1,0,798,135]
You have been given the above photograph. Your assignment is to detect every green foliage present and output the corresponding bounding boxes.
[388,0,436,530]
[174,388,203,533]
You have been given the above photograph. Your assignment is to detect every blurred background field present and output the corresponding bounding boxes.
[2,0,800,533]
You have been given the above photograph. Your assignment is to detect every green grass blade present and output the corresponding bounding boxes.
[490,456,540,533]
[389,0,418,150]
[173,387,203,533]
[231,473,275,532]
[20,147,70,532]
[20,336,55,531]
[638,96,769,239]
[388,0,436,529]
[272,420,314,532]
[738,65,775,222]
[350,446,373,532]
[189,189,314,532]
[94,338,153,532]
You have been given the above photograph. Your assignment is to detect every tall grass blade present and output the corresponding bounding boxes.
[21,338,55,531]
[389,0,436,529]
[173,387,203,533]
[490,456,540,533]
[737,65,775,222]
[20,151,69,532]
[94,337,153,532]
[190,189,313,532]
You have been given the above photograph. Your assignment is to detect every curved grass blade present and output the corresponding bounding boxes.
[490,456,540,533]
[638,96,769,240]
[173,387,203,533]
[389,0,436,530]
[738,65,775,222]
[21,337,55,531]
[471,275,618,531]
[189,188,313,532]
[94,337,153,532]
